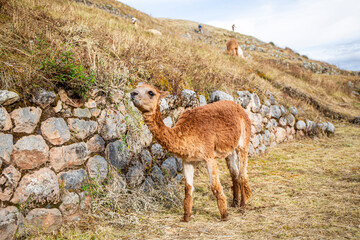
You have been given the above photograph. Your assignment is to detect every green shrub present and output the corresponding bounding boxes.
[39,50,95,99]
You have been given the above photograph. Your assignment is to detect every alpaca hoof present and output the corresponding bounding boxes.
[231,200,239,208]
[221,213,229,221]
[181,215,191,222]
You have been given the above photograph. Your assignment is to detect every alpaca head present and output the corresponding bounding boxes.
[130,84,169,114]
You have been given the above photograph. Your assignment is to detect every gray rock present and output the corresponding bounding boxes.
[279,105,287,116]
[49,142,89,172]
[161,157,178,178]
[86,134,105,153]
[41,117,70,145]
[210,90,234,102]
[126,165,145,188]
[0,133,13,165]
[59,192,79,216]
[251,93,261,112]
[264,100,271,106]
[176,157,183,172]
[285,113,295,127]
[198,95,207,106]
[10,107,42,133]
[141,176,155,193]
[32,89,56,108]
[0,107,12,131]
[159,98,169,112]
[317,122,328,132]
[110,89,124,103]
[327,122,335,134]
[248,112,263,134]
[73,108,91,118]
[98,109,126,140]
[165,95,180,109]
[279,117,287,127]
[53,100,62,113]
[126,122,152,154]
[248,142,255,157]
[90,108,101,117]
[105,140,130,169]
[0,165,21,202]
[58,169,87,190]
[86,155,108,183]
[260,105,270,118]
[266,91,276,105]
[289,106,298,116]
[163,116,173,128]
[151,165,166,185]
[236,90,251,109]
[67,118,98,140]
[140,149,152,168]
[270,105,281,119]
[262,130,271,146]
[151,143,165,159]
[181,89,199,107]
[0,206,24,240]
[12,135,49,170]
[25,208,62,233]
[84,99,97,109]
[306,120,316,132]
[0,90,20,105]
[11,168,60,205]
[295,120,306,130]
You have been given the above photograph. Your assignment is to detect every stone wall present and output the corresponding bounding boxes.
[0,87,334,238]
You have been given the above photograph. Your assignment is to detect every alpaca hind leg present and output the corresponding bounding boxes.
[226,151,240,207]
[182,162,195,222]
[207,159,228,221]
[238,148,252,208]
[235,47,239,56]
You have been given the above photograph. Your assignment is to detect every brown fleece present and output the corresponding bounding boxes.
[182,183,193,222]
[226,38,239,56]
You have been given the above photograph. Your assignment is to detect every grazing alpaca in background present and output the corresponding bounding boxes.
[226,38,244,58]
[130,84,252,222]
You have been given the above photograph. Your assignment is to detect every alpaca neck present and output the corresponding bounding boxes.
[143,105,179,152]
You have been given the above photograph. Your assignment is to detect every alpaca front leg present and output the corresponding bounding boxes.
[206,160,229,221]
[182,162,195,222]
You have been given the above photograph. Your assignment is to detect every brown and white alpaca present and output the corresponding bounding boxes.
[226,38,244,58]
[130,84,252,221]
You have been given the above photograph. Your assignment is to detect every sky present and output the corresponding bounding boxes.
[120,0,360,71]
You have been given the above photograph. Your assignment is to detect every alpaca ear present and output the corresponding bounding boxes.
[159,91,169,99]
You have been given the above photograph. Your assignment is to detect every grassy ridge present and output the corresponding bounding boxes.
[0,0,359,118]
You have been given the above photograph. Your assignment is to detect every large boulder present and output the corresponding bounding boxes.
[49,142,89,172]
[126,165,145,188]
[86,155,108,183]
[10,107,42,133]
[58,169,87,190]
[275,127,287,143]
[41,118,70,145]
[270,105,281,119]
[67,118,98,140]
[86,134,105,153]
[98,109,127,140]
[12,135,49,170]
[11,168,60,205]
[0,107,12,131]
[25,208,62,233]
[0,133,13,165]
[0,90,20,105]
[105,140,130,169]
[0,206,24,240]
[0,165,21,201]
[181,89,199,108]
[59,192,79,216]
[161,157,178,178]
[210,90,234,102]
[32,89,56,108]
[236,90,251,109]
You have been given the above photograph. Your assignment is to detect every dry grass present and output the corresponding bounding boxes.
[29,123,360,239]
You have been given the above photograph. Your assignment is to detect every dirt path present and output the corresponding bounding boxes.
[56,123,360,239]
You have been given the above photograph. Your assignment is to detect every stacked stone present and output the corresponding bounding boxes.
[0,87,335,237]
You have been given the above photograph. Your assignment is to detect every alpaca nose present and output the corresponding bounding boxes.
[130,90,138,100]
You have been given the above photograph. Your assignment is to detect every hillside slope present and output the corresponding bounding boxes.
[0,0,359,121]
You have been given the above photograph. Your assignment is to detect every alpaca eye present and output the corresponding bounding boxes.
[148,91,155,96]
